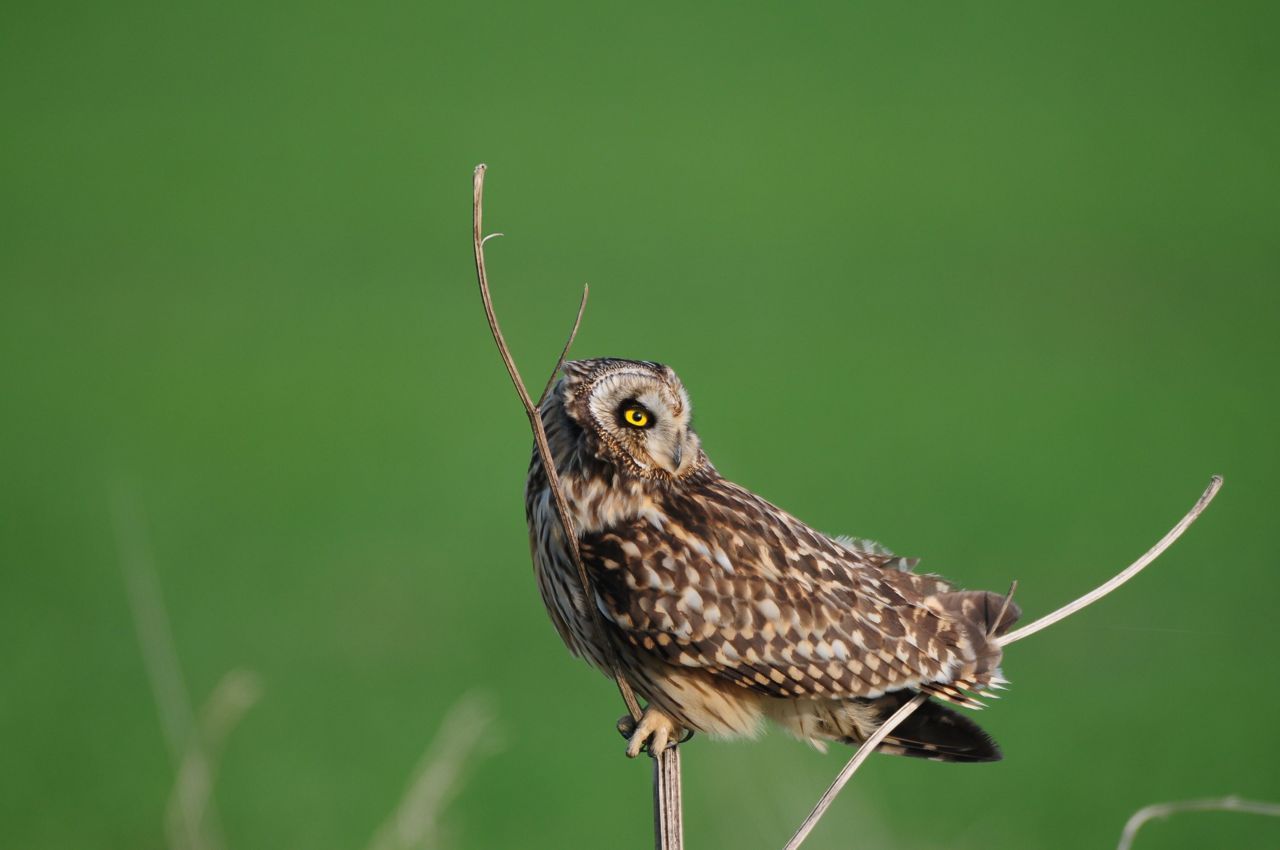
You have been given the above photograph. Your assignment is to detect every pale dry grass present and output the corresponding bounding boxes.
[1116,796,1280,850]
[114,487,496,850]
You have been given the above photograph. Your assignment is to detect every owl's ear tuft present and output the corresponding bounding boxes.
[560,359,596,381]
[556,360,601,412]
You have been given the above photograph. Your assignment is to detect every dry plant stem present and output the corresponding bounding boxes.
[654,746,683,849]
[785,475,1223,850]
[989,579,1018,638]
[539,283,589,406]
[781,695,927,850]
[471,163,641,722]
[472,166,682,850]
[1000,475,1223,646]
[1116,796,1280,850]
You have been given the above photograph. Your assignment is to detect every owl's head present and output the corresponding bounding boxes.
[555,358,703,481]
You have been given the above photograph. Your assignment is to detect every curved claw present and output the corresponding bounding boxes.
[617,713,638,740]
[621,707,682,758]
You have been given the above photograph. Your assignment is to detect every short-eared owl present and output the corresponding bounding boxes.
[526,358,1019,761]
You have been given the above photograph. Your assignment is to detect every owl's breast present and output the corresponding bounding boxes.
[525,472,655,672]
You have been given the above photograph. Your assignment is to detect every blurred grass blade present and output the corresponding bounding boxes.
[165,670,263,850]
[365,692,499,850]
[114,487,258,850]
[112,486,195,768]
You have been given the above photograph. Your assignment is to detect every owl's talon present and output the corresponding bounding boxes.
[616,714,638,740]
[625,707,681,759]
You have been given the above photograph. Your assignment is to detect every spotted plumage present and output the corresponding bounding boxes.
[525,358,1019,761]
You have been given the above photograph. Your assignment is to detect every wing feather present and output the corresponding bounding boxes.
[582,480,1011,703]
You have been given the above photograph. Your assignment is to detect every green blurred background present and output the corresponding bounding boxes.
[3,1,1278,848]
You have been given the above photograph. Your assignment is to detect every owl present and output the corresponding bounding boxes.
[525,358,1019,761]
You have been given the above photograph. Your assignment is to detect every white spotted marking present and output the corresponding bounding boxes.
[680,587,704,612]
[755,598,782,621]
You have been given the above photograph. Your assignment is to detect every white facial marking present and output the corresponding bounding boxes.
[586,369,695,477]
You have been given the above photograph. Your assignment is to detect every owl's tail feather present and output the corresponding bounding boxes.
[855,691,1003,763]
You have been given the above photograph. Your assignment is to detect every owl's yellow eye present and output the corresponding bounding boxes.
[623,407,650,428]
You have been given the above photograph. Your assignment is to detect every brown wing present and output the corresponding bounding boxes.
[581,479,1015,704]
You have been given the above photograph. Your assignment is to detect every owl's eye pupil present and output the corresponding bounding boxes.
[622,407,650,428]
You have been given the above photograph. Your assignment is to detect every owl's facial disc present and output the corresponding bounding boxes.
[585,369,699,479]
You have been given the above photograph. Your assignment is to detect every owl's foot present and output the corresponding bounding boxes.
[617,707,683,759]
